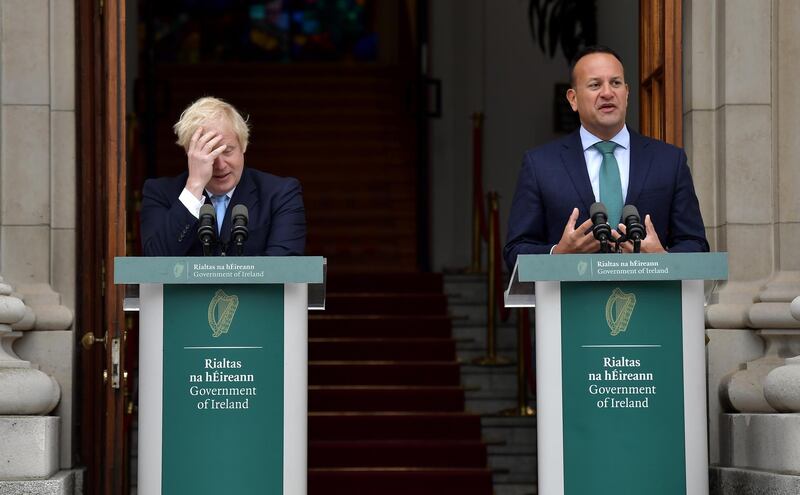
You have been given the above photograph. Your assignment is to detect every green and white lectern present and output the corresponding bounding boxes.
[115,256,326,495]
[505,253,727,495]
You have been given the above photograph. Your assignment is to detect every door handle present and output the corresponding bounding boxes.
[81,331,107,350]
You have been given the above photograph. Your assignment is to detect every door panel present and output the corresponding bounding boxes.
[77,0,128,493]
[639,0,681,146]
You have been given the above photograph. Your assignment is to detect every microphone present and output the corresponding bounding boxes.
[198,204,217,256]
[590,202,613,253]
[622,205,646,253]
[230,204,249,256]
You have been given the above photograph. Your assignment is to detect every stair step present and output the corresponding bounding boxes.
[325,293,448,315]
[307,214,415,230]
[326,273,443,293]
[309,385,465,412]
[252,153,412,167]
[309,223,416,235]
[309,361,461,385]
[310,257,418,272]
[308,236,418,247]
[309,338,456,361]
[308,467,494,495]
[308,412,483,441]
[309,315,452,338]
[309,440,488,468]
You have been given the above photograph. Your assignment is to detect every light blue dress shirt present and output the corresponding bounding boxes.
[579,125,631,203]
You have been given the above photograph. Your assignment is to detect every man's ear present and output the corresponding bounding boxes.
[566,87,578,112]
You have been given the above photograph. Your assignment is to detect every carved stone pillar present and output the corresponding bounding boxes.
[0,276,62,480]
[715,278,800,478]
[763,295,800,412]
[719,277,800,414]
[0,278,60,414]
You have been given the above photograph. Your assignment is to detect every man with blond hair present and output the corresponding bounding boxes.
[141,96,306,256]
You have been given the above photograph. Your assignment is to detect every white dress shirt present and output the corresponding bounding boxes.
[579,124,631,203]
[179,187,236,219]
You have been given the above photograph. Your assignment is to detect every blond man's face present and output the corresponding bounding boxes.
[200,118,245,195]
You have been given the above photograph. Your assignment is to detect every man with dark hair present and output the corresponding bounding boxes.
[503,45,708,269]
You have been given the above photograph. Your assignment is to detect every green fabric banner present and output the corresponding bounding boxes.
[561,281,686,494]
[162,284,284,494]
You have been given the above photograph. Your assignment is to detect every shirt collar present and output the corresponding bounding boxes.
[204,186,236,200]
[579,125,630,152]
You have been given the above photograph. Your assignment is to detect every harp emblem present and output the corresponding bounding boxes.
[208,289,239,338]
[605,288,636,336]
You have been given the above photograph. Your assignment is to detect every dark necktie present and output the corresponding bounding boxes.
[594,141,623,226]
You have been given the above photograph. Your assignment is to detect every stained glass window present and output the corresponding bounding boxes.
[143,0,377,63]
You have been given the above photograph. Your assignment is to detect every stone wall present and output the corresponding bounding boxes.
[0,0,77,473]
[684,0,800,489]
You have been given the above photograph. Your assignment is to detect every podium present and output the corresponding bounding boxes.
[115,256,326,495]
[505,253,727,495]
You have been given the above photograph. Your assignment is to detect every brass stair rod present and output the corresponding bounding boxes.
[470,203,482,272]
[486,191,498,359]
[515,308,534,416]
[473,192,509,366]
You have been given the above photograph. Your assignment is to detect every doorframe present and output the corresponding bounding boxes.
[76,0,128,493]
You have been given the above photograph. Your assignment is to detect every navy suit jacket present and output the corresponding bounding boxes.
[141,168,306,256]
[503,129,709,270]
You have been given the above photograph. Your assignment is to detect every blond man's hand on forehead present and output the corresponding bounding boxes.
[185,126,227,199]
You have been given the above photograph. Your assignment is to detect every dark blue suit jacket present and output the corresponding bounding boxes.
[504,129,709,270]
[141,168,306,256]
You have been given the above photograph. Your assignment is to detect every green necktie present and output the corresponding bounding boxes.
[594,140,623,227]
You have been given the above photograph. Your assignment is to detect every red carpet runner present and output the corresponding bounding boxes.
[308,273,493,495]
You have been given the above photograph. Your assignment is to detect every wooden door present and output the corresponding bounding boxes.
[76,0,129,493]
[639,0,682,146]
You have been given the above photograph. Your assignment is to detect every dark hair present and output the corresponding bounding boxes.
[569,45,625,87]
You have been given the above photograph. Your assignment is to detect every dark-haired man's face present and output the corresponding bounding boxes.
[566,53,629,140]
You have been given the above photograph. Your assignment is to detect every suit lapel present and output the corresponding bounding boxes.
[561,131,595,212]
[626,131,653,207]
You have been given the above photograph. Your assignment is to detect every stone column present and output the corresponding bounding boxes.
[762,292,800,412]
[0,276,61,479]
[0,0,80,476]
[685,0,800,492]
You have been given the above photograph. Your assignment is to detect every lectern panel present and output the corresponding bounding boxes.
[561,281,686,495]
[162,284,284,494]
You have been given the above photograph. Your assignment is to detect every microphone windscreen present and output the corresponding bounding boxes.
[231,204,249,223]
[200,203,216,219]
[622,204,640,222]
[590,202,607,219]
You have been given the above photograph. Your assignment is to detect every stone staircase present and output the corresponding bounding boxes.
[444,273,537,495]
[308,272,494,495]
